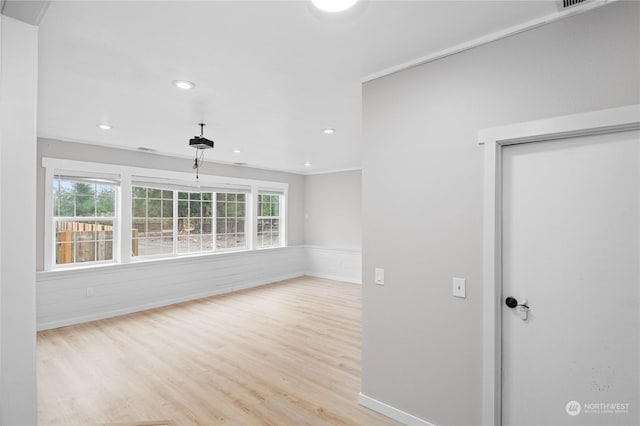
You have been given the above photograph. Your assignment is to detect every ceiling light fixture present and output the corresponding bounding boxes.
[311,0,358,12]
[323,128,335,134]
[97,123,112,131]
[173,80,195,90]
[305,161,312,167]
[233,149,241,154]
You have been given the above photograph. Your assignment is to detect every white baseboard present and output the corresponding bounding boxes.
[359,393,437,426]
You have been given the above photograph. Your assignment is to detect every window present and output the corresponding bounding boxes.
[132,186,174,257]
[177,191,213,254]
[44,158,288,270]
[257,194,281,248]
[53,176,117,265]
[216,193,247,250]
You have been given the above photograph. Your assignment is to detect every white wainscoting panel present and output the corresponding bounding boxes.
[304,246,362,284]
[37,246,305,330]
[36,245,362,330]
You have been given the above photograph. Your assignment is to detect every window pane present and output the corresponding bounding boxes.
[133,199,147,217]
[202,234,214,251]
[75,196,95,216]
[190,201,201,217]
[132,186,175,259]
[202,218,213,234]
[237,194,246,202]
[147,219,162,236]
[216,202,225,217]
[237,219,245,233]
[217,193,226,201]
[132,219,146,235]
[202,192,212,201]
[74,182,94,196]
[96,196,115,216]
[202,201,212,217]
[58,195,74,217]
[148,200,162,218]
[133,187,147,198]
[237,202,246,217]
[178,191,188,200]
[272,202,279,216]
[227,193,236,202]
[190,235,202,251]
[96,240,113,261]
[162,199,173,217]
[216,219,225,234]
[177,235,190,253]
[190,192,201,201]
[216,234,226,249]
[53,177,117,266]
[227,202,237,217]
[75,240,95,263]
[178,200,188,217]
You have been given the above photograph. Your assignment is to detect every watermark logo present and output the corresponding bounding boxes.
[566,401,582,416]
[566,400,630,416]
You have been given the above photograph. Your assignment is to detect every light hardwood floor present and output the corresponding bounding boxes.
[37,276,400,426]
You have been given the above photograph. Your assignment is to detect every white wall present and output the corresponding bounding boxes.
[304,170,362,283]
[0,15,38,425]
[304,170,361,249]
[361,3,640,425]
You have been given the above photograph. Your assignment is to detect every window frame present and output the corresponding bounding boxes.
[50,174,121,269]
[256,192,284,249]
[43,158,287,271]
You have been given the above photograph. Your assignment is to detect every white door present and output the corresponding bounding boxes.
[501,130,640,426]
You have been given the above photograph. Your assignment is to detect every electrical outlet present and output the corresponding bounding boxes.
[453,278,466,298]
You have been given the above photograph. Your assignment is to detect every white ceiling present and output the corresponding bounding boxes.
[37,0,562,174]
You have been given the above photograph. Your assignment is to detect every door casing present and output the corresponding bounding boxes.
[479,104,640,426]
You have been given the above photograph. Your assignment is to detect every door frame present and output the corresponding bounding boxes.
[480,104,640,426]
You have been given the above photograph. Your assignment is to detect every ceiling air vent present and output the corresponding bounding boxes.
[563,0,589,8]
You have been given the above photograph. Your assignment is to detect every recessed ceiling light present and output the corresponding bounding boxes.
[305,161,312,167]
[312,0,358,12]
[97,123,112,131]
[172,80,195,90]
[323,128,335,134]
[233,149,241,154]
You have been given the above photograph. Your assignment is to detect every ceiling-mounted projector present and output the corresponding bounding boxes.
[190,123,214,149]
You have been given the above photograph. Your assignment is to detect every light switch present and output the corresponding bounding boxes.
[375,268,385,285]
[453,278,466,298]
